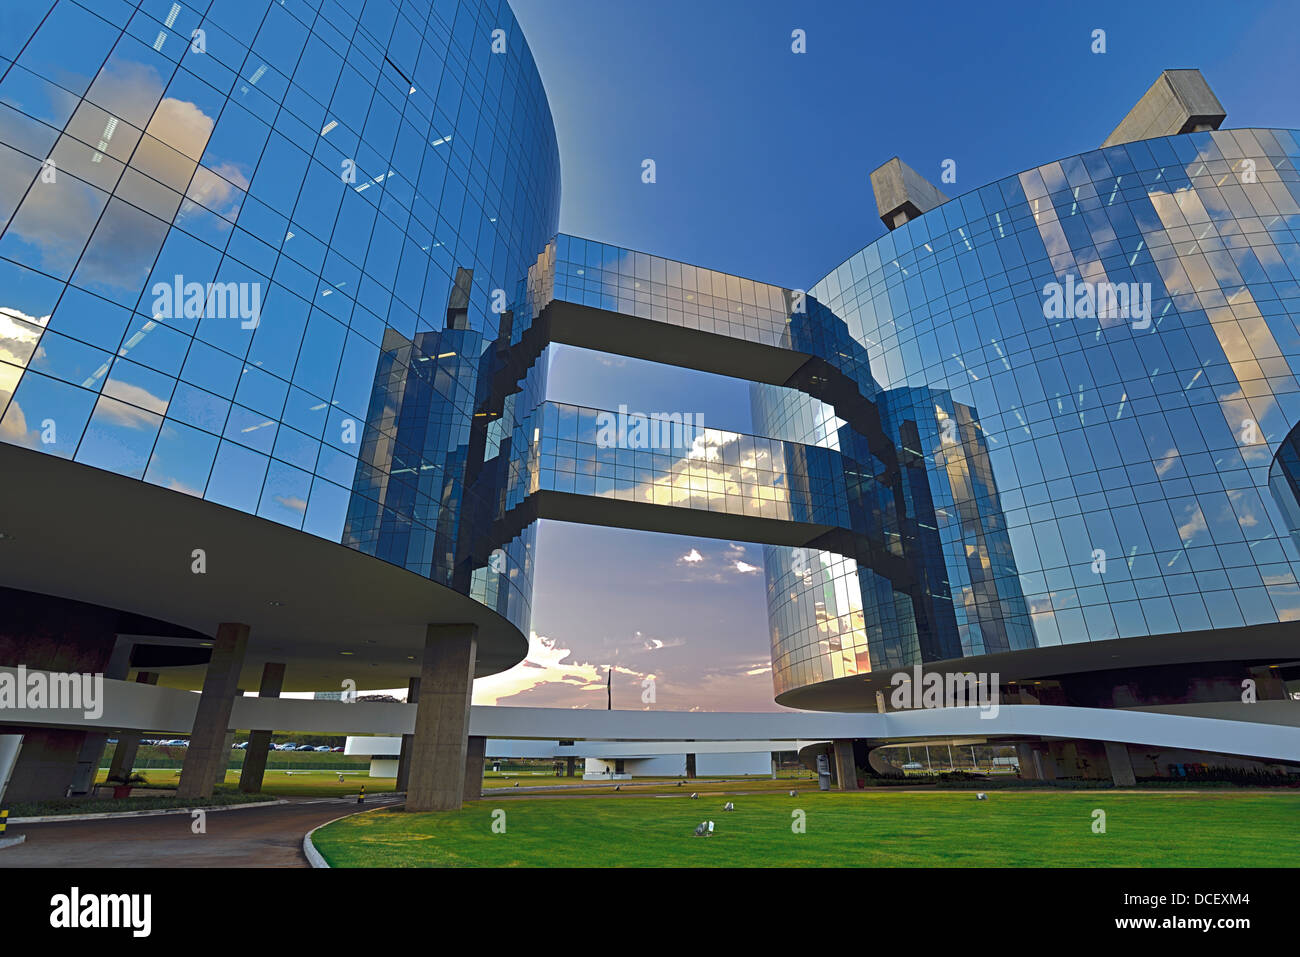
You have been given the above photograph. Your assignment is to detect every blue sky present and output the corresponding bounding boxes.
[472,0,1300,711]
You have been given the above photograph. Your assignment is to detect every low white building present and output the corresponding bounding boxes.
[345,735,804,779]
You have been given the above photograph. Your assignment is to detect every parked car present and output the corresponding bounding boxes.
[314,745,331,752]
[277,743,297,751]
[330,746,344,752]
[233,742,247,749]
[295,744,316,751]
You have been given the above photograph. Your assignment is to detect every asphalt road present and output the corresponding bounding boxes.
[0,797,401,868]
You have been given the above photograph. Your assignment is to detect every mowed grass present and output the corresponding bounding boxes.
[480,775,816,795]
[310,790,1300,867]
[223,770,396,798]
[93,768,396,798]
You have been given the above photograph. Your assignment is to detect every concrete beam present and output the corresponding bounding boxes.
[870,157,948,230]
[406,625,477,812]
[1102,69,1225,148]
[239,663,284,794]
[177,623,248,799]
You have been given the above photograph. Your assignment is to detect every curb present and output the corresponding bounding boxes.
[303,800,403,869]
[8,798,288,824]
[0,834,26,850]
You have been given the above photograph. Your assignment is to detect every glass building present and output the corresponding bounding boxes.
[0,0,557,640]
[765,127,1300,708]
[1,0,1298,740]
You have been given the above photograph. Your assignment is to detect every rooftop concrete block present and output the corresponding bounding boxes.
[870,157,949,230]
[1101,69,1226,148]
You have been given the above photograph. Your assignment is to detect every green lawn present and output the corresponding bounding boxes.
[89,768,395,799]
[310,790,1300,867]
[219,769,396,798]
[480,775,816,795]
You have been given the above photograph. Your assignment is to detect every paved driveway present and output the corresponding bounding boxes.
[0,797,401,868]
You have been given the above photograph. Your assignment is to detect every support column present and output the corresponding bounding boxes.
[833,739,859,791]
[566,755,575,777]
[106,672,159,782]
[1104,741,1136,787]
[1016,742,1042,780]
[463,735,485,802]
[211,692,242,790]
[239,663,285,794]
[70,636,137,794]
[395,676,420,792]
[406,625,476,812]
[1039,743,1060,781]
[177,623,249,799]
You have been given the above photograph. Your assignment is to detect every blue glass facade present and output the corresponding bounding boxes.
[764,128,1300,700]
[0,0,558,635]
[3,2,1298,711]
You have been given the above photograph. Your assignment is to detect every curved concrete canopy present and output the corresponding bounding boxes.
[5,673,1299,764]
[0,444,528,691]
[775,621,1300,711]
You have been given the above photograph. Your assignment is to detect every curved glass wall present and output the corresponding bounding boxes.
[0,0,560,635]
[769,128,1300,699]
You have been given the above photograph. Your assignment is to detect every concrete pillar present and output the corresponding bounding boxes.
[106,672,159,782]
[463,735,485,802]
[239,663,285,793]
[211,691,242,790]
[395,676,420,792]
[1039,743,1060,781]
[177,623,249,799]
[566,755,575,777]
[833,739,859,791]
[3,729,89,802]
[1104,741,1136,787]
[1016,742,1042,780]
[406,625,476,812]
[70,636,137,794]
